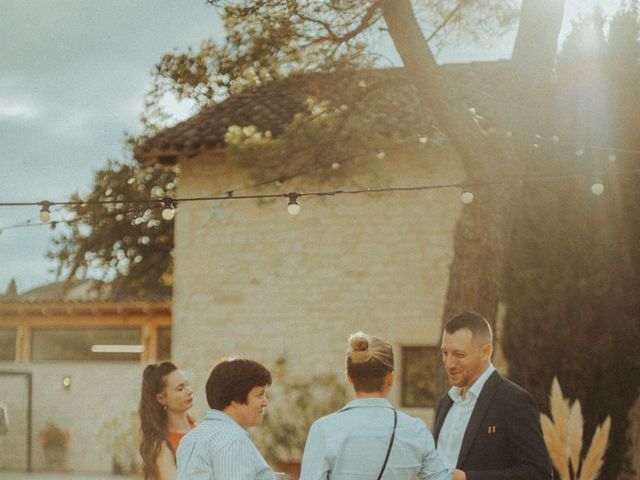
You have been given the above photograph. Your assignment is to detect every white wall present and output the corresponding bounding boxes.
[0,361,143,473]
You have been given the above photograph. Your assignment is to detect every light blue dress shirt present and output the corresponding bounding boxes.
[300,397,451,480]
[437,364,496,469]
[176,409,275,480]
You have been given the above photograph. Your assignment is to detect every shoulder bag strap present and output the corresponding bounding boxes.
[376,409,398,480]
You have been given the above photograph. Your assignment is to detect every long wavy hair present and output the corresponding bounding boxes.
[139,361,177,480]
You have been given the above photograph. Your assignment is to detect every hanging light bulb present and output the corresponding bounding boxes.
[331,162,341,170]
[590,181,604,196]
[376,150,386,160]
[39,201,52,223]
[161,197,176,220]
[418,135,428,144]
[460,187,474,205]
[608,154,617,162]
[287,193,301,215]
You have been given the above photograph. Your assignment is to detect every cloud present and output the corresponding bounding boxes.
[0,101,38,120]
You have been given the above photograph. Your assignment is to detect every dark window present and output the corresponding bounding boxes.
[31,328,141,361]
[0,328,16,360]
[401,346,439,408]
[157,327,172,360]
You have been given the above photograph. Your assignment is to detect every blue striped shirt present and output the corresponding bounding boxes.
[176,409,275,480]
[300,398,451,480]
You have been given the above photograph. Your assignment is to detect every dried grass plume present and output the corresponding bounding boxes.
[540,376,611,480]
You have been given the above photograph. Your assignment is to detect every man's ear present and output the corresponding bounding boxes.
[386,371,394,388]
[482,343,493,358]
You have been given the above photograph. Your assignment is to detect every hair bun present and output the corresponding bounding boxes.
[348,331,372,363]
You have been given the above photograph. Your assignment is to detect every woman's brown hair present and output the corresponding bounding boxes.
[139,361,176,480]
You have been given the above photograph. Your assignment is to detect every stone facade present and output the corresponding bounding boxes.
[171,141,466,423]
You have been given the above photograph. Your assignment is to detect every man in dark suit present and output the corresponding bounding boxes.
[433,312,553,480]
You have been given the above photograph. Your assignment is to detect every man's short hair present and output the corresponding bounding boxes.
[206,358,272,410]
[445,311,493,344]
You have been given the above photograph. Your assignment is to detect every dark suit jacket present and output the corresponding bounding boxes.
[433,370,553,480]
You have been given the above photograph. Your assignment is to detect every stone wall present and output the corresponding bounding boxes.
[172,143,466,424]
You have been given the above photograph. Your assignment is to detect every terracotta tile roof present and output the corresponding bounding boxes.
[135,62,515,163]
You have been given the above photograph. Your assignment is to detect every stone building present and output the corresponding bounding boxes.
[135,64,514,423]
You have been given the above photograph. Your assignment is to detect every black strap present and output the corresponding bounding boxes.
[376,409,397,480]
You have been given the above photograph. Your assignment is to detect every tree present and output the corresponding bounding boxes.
[49,160,175,298]
[55,0,524,296]
[145,1,562,378]
[4,278,18,298]
[503,5,640,478]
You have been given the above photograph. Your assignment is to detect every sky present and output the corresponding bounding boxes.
[0,0,626,294]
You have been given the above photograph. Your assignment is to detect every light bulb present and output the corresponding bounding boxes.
[331,162,340,170]
[460,190,474,205]
[39,201,51,223]
[575,149,584,157]
[161,207,175,220]
[591,182,604,196]
[418,135,428,144]
[376,150,386,160]
[551,135,560,144]
[287,193,301,215]
[608,154,617,162]
[161,197,176,220]
[287,201,300,215]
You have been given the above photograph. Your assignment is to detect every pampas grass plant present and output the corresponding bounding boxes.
[540,377,611,480]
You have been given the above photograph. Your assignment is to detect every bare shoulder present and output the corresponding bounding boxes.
[157,441,177,480]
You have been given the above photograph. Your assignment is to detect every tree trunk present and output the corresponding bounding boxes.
[379,0,564,394]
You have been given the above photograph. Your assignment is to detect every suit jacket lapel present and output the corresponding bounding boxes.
[457,370,502,467]
[433,396,454,444]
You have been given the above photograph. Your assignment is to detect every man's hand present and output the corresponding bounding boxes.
[452,469,466,480]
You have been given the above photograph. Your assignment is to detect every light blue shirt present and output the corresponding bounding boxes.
[300,397,451,480]
[176,409,275,480]
[437,364,496,469]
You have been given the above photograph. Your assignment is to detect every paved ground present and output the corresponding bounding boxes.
[0,473,134,480]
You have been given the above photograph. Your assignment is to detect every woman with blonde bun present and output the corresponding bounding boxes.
[300,332,464,480]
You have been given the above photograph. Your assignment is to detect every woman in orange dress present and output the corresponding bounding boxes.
[139,361,195,480]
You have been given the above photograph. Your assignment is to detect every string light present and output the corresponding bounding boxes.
[287,193,301,215]
[460,187,474,205]
[591,180,605,196]
[161,197,176,221]
[3,127,637,237]
[39,201,52,223]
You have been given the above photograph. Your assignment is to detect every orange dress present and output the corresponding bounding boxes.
[168,421,196,452]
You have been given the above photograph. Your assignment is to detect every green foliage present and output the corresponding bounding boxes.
[503,6,640,479]
[49,160,175,298]
[222,86,431,186]
[97,410,141,475]
[253,356,349,465]
[143,0,519,133]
